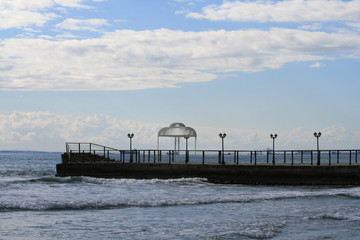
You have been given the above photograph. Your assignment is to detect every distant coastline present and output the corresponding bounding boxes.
[0,150,62,154]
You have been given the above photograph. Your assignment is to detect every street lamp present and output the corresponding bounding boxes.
[219,133,226,164]
[127,133,134,162]
[270,134,277,165]
[314,132,321,166]
[184,136,190,163]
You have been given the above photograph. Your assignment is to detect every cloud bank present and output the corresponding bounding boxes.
[0,0,360,91]
[0,112,358,151]
[1,28,359,90]
[0,0,359,90]
[0,0,93,30]
[186,0,360,22]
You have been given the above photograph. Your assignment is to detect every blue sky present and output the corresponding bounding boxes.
[0,0,359,151]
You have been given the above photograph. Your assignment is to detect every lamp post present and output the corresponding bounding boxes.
[184,136,189,163]
[270,134,277,165]
[127,133,134,162]
[219,133,226,164]
[314,132,321,166]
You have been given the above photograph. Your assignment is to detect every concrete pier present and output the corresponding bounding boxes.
[56,143,360,185]
[56,154,360,185]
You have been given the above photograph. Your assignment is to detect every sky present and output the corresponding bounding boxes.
[0,0,359,151]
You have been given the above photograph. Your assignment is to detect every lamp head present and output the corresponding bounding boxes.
[314,132,321,137]
[219,133,226,138]
[270,133,277,139]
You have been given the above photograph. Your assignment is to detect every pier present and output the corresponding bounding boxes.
[56,142,360,185]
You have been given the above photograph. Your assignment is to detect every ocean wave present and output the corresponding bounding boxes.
[305,211,348,221]
[234,221,286,239]
[0,176,82,186]
[1,188,360,213]
[2,176,360,213]
[0,175,208,187]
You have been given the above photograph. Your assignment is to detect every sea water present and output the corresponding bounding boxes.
[1,151,360,240]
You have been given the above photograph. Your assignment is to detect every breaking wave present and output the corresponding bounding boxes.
[2,185,360,212]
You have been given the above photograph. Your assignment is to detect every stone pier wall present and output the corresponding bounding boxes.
[56,160,360,185]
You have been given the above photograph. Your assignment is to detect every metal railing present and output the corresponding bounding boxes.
[65,142,121,162]
[64,142,359,166]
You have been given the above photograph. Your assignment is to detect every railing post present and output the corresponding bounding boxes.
[337,150,340,164]
[349,150,352,165]
[266,151,269,164]
[311,151,313,165]
[202,151,205,164]
[291,151,294,165]
[218,151,221,164]
[153,150,156,163]
[89,143,91,154]
[356,150,358,164]
[301,151,303,164]
[250,151,253,164]
[329,151,331,165]
[236,151,239,165]
[284,151,286,164]
[78,143,81,153]
[254,151,257,165]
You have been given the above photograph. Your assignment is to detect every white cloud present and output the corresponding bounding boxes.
[299,23,323,31]
[347,22,360,31]
[54,0,89,8]
[0,0,91,30]
[0,9,58,30]
[0,28,359,90]
[310,62,325,68]
[0,112,358,151]
[186,0,360,23]
[0,0,54,11]
[56,18,109,31]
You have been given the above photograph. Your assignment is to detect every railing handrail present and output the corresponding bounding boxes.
[65,142,360,153]
[64,142,359,166]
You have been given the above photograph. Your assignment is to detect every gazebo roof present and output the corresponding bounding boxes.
[158,122,197,138]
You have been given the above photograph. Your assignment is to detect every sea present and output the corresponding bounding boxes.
[1,151,360,240]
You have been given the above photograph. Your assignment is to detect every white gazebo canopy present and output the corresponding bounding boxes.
[157,123,197,161]
[158,122,197,138]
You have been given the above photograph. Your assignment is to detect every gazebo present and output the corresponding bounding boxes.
[157,123,197,162]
